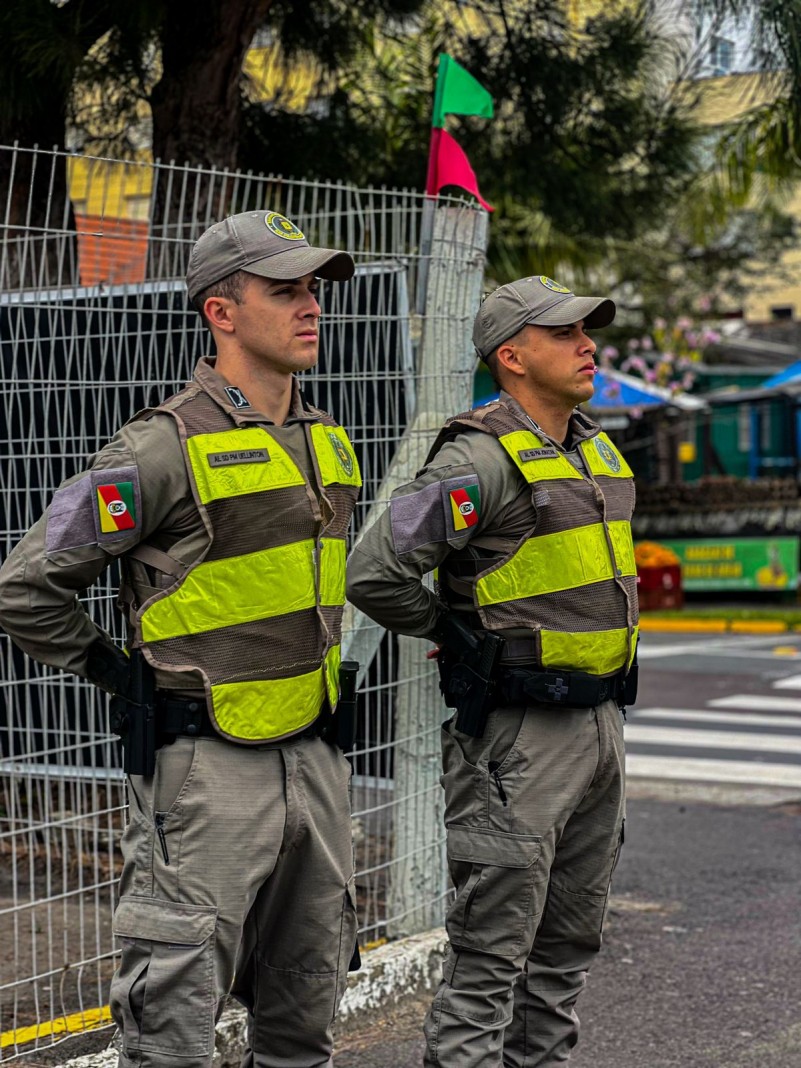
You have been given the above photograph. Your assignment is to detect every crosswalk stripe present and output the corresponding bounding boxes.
[625,725,801,753]
[773,674,801,690]
[633,708,801,730]
[626,755,801,787]
[708,694,801,713]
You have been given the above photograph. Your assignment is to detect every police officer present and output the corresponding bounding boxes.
[346,276,637,1067]
[0,211,362,1068]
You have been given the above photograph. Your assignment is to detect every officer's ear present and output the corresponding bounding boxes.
[495,337,525,379]
[203,296,236,334]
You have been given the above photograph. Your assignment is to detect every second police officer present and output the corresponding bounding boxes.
[347,275,638,1067]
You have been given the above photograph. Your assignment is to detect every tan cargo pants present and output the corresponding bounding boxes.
[109,733,356,1068]
[424,698,625,1068]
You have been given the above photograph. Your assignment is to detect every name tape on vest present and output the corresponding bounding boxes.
[518,447,559,462]
[207,449,271,467]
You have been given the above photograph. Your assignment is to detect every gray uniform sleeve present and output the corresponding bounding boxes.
[0,414,188,677]
[346,432,516,638]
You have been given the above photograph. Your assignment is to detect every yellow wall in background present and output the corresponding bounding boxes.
[67,156,152,220]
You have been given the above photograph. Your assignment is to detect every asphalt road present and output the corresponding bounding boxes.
[336,796,801,1068]
[335,632,801,1067]
[627,631,801,792]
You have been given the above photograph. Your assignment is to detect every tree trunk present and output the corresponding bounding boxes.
[149,0,274,235]
[0,99,76,292]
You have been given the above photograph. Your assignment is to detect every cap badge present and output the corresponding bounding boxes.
[539,276,571,294]
[596,438,621,473]
[265,212,305,241]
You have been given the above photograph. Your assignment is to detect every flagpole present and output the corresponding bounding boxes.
[418,55,448,315]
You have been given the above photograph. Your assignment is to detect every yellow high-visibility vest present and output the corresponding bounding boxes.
[434,404,638,677]
[135,388,361,743]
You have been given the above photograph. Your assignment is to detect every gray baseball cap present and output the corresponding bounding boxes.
[473,275,616,360]
[186,210,355,300]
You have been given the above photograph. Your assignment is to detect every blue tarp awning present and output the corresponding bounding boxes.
[762,360,801,388]
[589,369,705,411]
[474,368,705,412]
[591,370,663,409]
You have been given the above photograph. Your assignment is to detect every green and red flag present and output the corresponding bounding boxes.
[96,482,137,533]
[425,54,494,212]
[449,484,481,532]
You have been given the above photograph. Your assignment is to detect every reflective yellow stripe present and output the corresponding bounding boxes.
[498,430,583,482]
[629,624,640,667]
[325,643,342,710]
[320,538,347,605]
[212,667,325,740]
[310,424,362,487]
[186,427,305,504]
[540,627,634,675]
[141,538,346,642]
[580,433,634,479]
[476,521,635,606]
[211,644,342,741]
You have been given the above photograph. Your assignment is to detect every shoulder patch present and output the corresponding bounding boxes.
[390,472,481,554]
[91,466,142,544]
[45,465,142,553]
[447,484,480,531]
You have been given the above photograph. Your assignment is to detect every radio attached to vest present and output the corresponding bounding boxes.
[320,659,360,754]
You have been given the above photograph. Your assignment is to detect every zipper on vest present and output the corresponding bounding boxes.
[155,813,170,866]
[487,762,508,807]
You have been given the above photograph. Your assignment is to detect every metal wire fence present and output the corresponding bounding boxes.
[0,144,488,1060]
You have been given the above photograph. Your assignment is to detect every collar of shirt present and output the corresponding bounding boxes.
[498,390,600,450]
[193,356,317,427]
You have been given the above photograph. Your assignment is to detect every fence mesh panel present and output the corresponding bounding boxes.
[0,145,487,1059]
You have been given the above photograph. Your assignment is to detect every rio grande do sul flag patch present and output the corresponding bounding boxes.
[96,482,137,533]
[449,485,480,532]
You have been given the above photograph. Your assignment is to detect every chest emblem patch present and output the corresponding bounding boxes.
[96,482,137,533]
[596,438,621,473]
[328,431,354,477]
[449,485,481,531]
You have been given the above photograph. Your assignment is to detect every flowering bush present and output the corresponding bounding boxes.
[598,316,720,396]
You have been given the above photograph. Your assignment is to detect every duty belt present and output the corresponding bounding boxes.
[156,694,219,739]
[155,693,324,742]
[499,666,628,709]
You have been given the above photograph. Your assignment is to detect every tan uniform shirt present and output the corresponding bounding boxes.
[0,358,318,690]
[346,392,599,638]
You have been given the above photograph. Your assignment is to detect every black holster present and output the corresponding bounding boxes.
[108,649,157,777]
[436,614,506,738]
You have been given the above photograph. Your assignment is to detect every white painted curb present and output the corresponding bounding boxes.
[62,928,448,1068]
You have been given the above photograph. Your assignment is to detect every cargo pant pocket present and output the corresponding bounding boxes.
[445,825,542,959]
[110,895,218,1059]
[332,876,358,1022]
